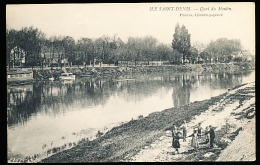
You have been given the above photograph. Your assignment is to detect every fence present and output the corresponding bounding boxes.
[118,61,171,66]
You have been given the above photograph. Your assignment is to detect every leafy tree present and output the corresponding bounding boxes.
[187,46,199,64]
[62,36,75,67]
[192,41,206,54]
[107,40,118,65]
[102,36,112,65]
[6,28,18,70]
[171,49,182,64]
[114,37,125,64]
[204,38,242,63]
[39,38,51,68]
[155,44,172,62]
[199,51,211,63]
[16,26,44,68]
[94,37,105,66]
[233,57,242,62]
[172,23,191,63]
[77,38,94,67]
[125,37,138,65]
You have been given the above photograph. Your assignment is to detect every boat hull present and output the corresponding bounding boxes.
[59,75,76,80]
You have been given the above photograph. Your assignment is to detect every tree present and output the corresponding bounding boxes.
[155,44,172,62]
[39,38,51,69]
[233,57,242,62]
[6,28,18,70]
[171,49,182,64]
[192,41,206,54]
[172,23,191,63]
[62,36,75,67]
[199,51,211,63]
[94,37,105,67]
[53,37,65,68]
[125,37,138,65]
[187,46,199,64]
[142,36,158,63]
[102,35,112,65]
[16,26,44,68]
[114,37,125,64]
[107,39,118,65]
[204,38,242,63]
[77,38,93,67]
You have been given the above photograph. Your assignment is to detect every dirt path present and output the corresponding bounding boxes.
[216,116,255,161]
[125,82,255,162]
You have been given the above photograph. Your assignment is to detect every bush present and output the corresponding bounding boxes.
[233,57,242,62]
[96,130,104,138]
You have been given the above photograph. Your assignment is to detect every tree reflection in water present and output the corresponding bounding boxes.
[7,71,252,127]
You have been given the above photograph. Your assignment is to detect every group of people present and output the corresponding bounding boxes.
[171,120,215,154]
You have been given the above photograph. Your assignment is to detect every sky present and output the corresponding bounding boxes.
[6,3,255,53]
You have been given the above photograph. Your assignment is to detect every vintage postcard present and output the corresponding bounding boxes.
[7,3,255,162]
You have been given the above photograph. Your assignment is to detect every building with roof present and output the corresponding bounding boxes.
[238,50,254,62]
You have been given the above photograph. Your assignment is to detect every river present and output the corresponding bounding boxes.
[7,70,255,160]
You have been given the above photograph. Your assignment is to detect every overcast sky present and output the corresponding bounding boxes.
[6,3,255,52]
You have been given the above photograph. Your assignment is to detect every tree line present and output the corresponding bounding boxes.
[6,24,243,70]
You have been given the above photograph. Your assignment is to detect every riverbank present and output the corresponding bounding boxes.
[39,81,255,162]
[128,82,255,162]
[30,62,254,81]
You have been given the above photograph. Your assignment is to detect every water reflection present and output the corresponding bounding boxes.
[7,71,254,127]
[7,70,254,157]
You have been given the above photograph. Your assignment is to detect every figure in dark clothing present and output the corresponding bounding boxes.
[205,125,215,148]
[197,123,203,139]
[172,123,177,137]
[205,126,210,144]
[172,132,182,154]
[171,123,177,146]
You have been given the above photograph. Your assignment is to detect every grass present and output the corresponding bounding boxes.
[234,106,255,120]
[231,83,248,90]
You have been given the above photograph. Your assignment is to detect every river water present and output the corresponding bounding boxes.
[7,70,255,159]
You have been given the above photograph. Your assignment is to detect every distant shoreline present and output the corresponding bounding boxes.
[7,62,255,84]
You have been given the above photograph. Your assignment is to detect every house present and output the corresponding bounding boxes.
[8,46,26,68]
[239,50,254,62]
[231,50,254,62]
[41,52,68,67]
[231,51,242,58]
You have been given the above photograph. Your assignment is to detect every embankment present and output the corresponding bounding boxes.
[128,82,255,162]
[40,81,255,163]
[33,62,254,81]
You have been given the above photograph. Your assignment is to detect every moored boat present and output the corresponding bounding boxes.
[59,73,76,80]
[49,77,54,81]
[7,70,34,85]
[81,72,92,77]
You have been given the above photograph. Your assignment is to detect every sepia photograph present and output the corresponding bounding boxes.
[6,3,255,162]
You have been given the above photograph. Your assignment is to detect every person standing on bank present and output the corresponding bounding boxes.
[187,129,199,152]
[205,125,215,148]
[171,123,177,147]
[182,120,187,142]
[172,132,182,154]
[197,122,203,139]
[205,126,210,144]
